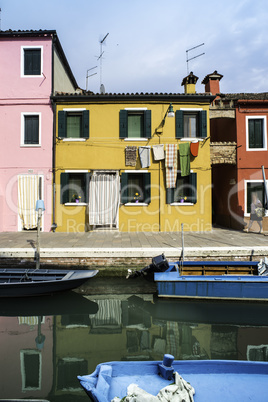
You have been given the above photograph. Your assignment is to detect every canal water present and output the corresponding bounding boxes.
[0,288,268,401]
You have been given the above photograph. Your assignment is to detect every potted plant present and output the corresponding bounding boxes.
[72,193,81,203]
[133,192,141,203]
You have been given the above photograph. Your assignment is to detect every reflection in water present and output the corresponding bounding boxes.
[0,292,268,400]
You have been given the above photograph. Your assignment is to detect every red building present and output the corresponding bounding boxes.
[203,72,268,232]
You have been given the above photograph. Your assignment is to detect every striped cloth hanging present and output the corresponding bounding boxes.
[165,144,177,188]
[18,174,39,229]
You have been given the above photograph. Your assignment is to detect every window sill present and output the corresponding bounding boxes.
[123,138,148,142]
[179,138,204,142]
[62,138,87,142]
[124,202,148,206]
[20,144,41,147]
[64,202,87,206]
[246,148,267,151]
[170,202,194,206]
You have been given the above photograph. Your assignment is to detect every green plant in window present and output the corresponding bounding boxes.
[133,192,141,203]
[179,196,187,203]
[71,193,81,203]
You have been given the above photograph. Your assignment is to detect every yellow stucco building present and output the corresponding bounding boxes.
[52,74,215,232]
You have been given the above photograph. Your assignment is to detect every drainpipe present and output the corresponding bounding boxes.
[51,99,57,232]
[51,35,57,232]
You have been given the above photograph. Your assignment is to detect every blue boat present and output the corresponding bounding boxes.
[78,354,268,401]
[155,260,268,301]
[128,255,268,301]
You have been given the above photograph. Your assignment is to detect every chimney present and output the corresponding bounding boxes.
[181,72,199,94]
[202,70,223,95]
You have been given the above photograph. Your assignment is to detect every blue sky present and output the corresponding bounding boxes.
[1,0,268,94]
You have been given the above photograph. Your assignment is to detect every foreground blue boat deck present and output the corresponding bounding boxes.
[78,359,268,402]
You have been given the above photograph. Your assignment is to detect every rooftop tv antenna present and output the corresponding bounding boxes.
[86,66,97,91]
[98,33,109,93]
[186,43,205,74]
[0,8,2,31]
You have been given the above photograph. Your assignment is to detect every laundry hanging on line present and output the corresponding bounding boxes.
[165,144,177,188]
[179,142,190,177]
[152,144,165,161]
[139,146,151,168]
[125,146,137,167]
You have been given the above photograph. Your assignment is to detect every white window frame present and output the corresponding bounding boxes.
[21,112,41,147]
[246,115,267,151]
[64,170,88,206]
[123,170,149,206]
[244,179,268,217]
[124,108,148,141]
[179,108,203,141]
[171,169,195,206]
[20,349,42,391]
[21,46,43,77]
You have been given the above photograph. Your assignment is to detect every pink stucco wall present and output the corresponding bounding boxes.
[0,37,53,231]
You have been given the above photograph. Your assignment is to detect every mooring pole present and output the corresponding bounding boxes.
[36,208,41,269]
[180,223,184,273]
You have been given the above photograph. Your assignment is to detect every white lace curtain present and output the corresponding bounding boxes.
[88,172,119,226]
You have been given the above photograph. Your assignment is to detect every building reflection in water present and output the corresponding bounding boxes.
[1,293,268,400]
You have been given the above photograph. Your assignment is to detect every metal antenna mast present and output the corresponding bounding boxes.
[86,66,97,91]
[98,33,109,93]
[186,43,205,74]
[0,8,2,31]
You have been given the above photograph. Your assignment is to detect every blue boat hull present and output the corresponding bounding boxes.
[78,359,268,402]
[154,271,268,300]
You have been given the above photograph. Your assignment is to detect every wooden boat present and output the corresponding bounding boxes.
[0,268,98,297]
[78,354,268,401]
[154,259,268,301]
[128,254,268,301]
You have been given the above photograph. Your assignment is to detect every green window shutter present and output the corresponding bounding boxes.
[121,173,128,203]
[255,120,263,148]
[60,173,69,204]
[166,188,174,204]
[85,173,91,203]
[199,110,207,138]
[144,173,151,204]
[144,110,151,138]
[119,110,128,138]
[82,110,90,138]
[189,172,197,204]
[58,111,67,138]
[175,110,184,138]
[248,119,256,148]
[24,49,41,75]
[24,115,39,144]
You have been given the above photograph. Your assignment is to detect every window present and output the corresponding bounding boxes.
[58,110,89,139]
[246,116,267,150]
[22,47,42,76]
[121,172,151,204]
[20,350,41,391]
[57,358,87,390]
[175,110,207,138]
[21,113,41,145]
[120,110,151,139]
[246,181,265,214]
[60,172,90,204]
[166,172,197,204]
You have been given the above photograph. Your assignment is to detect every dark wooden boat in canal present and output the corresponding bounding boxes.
[0,268,98,297]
